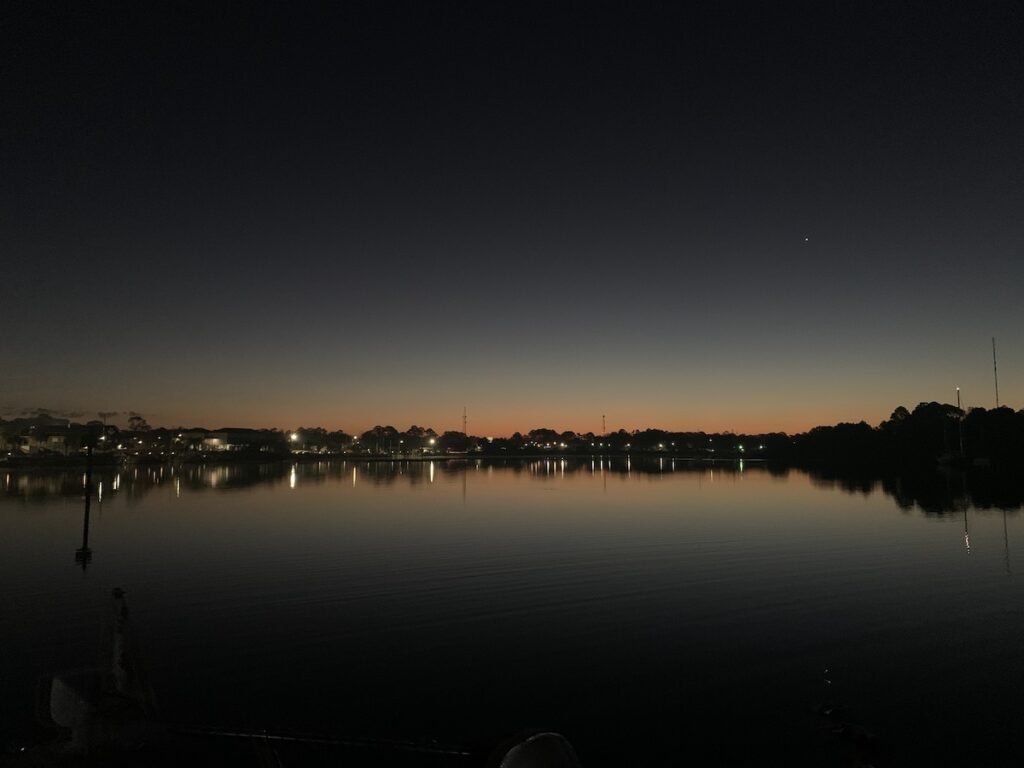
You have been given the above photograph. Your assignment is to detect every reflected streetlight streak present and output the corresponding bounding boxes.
[1004,509,1012,575]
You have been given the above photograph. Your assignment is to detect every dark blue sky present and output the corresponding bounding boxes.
[4,1,1022,433]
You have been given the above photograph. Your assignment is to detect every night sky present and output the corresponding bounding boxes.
[4,2,1023,434]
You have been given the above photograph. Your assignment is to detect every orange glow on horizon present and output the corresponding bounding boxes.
[138,402,896,437]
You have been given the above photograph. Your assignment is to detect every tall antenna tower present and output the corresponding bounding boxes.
[462,406,467,436]
[993,337,1000,408]
[602,414,606,434]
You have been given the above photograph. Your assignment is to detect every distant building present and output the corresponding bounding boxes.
[179,429,283,453]
[2,420,117,456]
[16,428,70,455]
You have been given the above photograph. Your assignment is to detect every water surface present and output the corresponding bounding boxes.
[3,459,1023,765]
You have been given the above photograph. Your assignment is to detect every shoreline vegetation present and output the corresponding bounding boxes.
[2,401,1022,471]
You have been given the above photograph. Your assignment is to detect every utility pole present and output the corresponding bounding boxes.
[993,337,1000,408]
[602,414,606,435]
[462,406,467,436]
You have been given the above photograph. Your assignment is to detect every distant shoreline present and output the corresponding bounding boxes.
[5,401,1021,471]
[0,452,766,471]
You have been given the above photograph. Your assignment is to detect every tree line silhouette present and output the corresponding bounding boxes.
[783,402,1024,468]
[2,401,1023,468]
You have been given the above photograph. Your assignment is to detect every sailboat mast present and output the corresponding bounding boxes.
[993,337,1000,408]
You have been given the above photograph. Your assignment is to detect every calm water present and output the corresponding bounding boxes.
[3,459,1023,765]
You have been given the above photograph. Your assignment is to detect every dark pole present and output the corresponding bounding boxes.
[956,388,964,458]
[76,444,93,569]
[993,337,1000,408]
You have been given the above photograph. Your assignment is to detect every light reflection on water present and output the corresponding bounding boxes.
[2,459,1024,764]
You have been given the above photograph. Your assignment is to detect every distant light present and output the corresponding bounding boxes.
[428,438,436,445]
[290,433,299,441]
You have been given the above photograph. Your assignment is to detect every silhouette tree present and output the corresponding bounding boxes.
[127,414,151,432]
